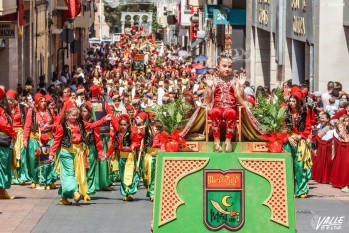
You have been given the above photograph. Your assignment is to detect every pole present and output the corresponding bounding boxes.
[100,0,102,39]
[309,43,314,93]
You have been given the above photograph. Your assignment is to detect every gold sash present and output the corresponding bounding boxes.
[120,151,135,192]
[62,143,89,197]
[14,127,23,161]
[144,147,158,191]
[110,159,119,172]
[297,139,313,170]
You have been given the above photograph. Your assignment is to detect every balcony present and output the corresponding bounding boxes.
[0,0,17,16]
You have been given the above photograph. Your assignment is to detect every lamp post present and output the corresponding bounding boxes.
[99,0,102,39]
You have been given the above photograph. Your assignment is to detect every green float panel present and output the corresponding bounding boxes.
[152,143,296,233]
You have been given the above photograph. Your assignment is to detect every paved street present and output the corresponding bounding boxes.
[0,180,349,233]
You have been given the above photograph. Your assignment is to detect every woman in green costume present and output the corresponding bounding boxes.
[108,114,140,201]
[6,90,30,185]
[0,88,17,199]
[23,93,55,189]
[49,102,111,205]
[284,89,312,198]
[80,102,106,200]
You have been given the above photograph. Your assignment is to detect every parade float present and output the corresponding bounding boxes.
[152,88,296,233]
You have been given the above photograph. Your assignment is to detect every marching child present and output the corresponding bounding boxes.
[35,134,53,190]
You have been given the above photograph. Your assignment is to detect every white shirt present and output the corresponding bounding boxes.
[325,105,338,118]
[60,76,67,83]
[158,87,165,105]
[321,92,331,109]
[322,129,336,141]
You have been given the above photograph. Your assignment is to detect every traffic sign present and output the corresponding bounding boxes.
[60,28,74,43]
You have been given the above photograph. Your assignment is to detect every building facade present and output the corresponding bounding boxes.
[247,0,349,92]
[0,0,95,90]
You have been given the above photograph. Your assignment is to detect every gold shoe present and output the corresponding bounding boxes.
[30,183,36,189]
[45,186,51,190]
[213,143,222,152]
[35,185,45,190]
[73,192,82,203]
[50,182,56,189]
[0,191,14,199]
[60,198,72,205]
[224,143,233,152]
[84,195,91,202]
[299,194,308,198]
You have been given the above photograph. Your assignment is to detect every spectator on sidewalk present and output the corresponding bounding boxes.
[322,81,334,109]
[331,100,348,120]
[325,96,338,118]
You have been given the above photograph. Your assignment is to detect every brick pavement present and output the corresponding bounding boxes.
[0,184,58,233]
[1,180,349,233]
[307,180,349,200]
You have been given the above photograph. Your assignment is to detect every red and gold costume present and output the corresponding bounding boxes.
[208,78,237,139]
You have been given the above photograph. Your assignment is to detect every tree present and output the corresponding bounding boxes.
[104,4,157,34]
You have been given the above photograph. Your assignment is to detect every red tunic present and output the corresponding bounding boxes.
[331,138,349,187]
[213,80,236,109]
[12,104,27,128]
[151,126,161,149]
[93,126,104,159]
[289,112,312,139]
[50,118,107,156]
[107,127,140,157]
[0,107,16,138]
[312,136,333,184]
[23,109,53,142]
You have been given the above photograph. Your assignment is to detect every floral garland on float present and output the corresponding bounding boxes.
[251,88,290,153]
[148,97,192,152]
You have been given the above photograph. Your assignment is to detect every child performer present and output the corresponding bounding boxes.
[80,102,105,201]
[35,134,53,189]
[49,102,111,205]
[107,114,140,201]
[143,118,162,202]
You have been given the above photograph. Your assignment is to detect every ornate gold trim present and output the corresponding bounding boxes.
[239,158,289,227]
[158,158,209,227]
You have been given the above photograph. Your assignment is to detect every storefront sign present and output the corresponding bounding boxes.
[0,23,15,38]
[254,0,272,31]
[213,6,246,25]
[286,0,313,42]
[205,5,220,19]
[213,7,230,25]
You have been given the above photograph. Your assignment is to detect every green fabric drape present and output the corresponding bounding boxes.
[284,142,312,197]
[0,146,12,189]
[95,135,111,190]
[87,144,97,195]
[58,150,78,198]
[119,156,139,197]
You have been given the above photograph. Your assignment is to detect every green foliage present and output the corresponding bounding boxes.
[150,97,192,134]
[251,88,288,133]
[104,4,157,34]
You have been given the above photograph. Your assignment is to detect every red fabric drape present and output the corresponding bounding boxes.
[17,0,26,26]
[64,0,81,19]
[331,138,349,188]
[312,136,333,184]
